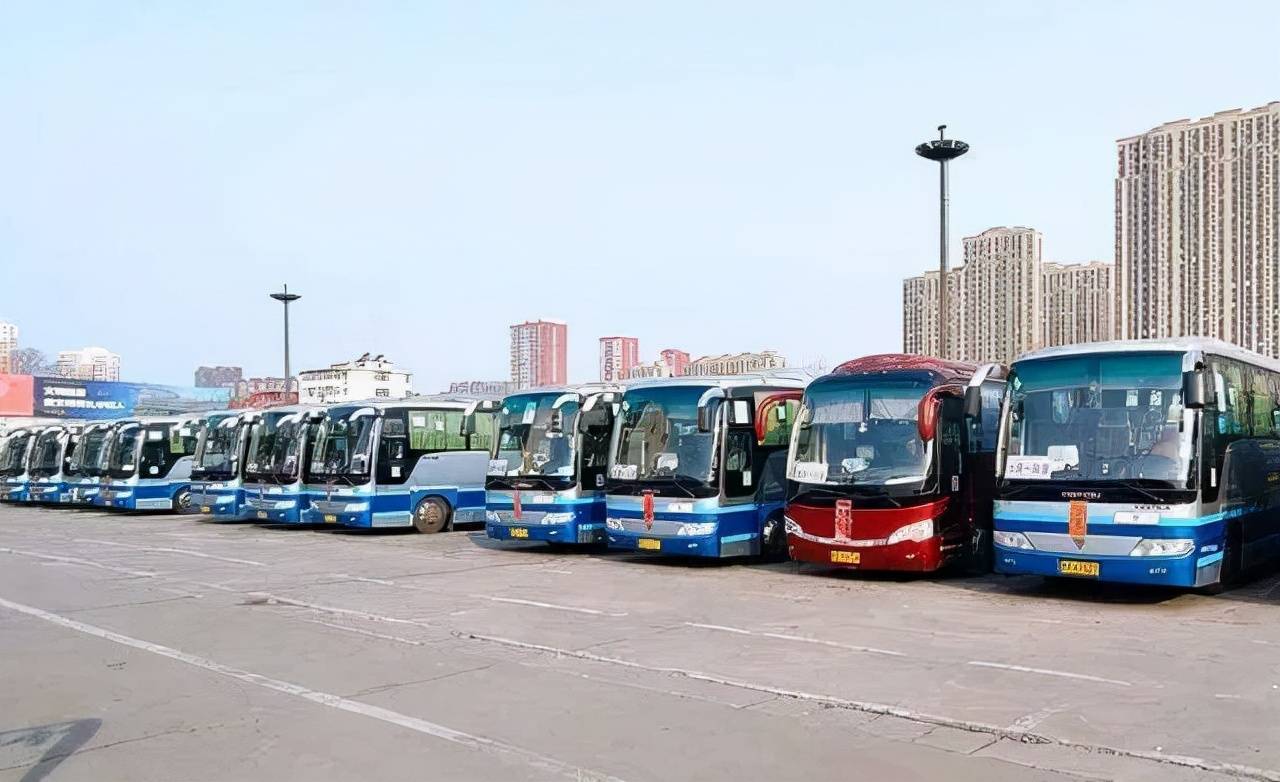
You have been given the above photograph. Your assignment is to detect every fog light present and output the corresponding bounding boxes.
[994,530,1035,550]
[886,519,933,544]
[1129,538,1194,557]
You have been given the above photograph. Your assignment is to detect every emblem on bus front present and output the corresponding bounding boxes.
[834,499,853,540]
[513,489,522,521]
[642,490,655,531]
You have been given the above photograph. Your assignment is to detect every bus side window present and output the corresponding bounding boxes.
[759,400,798,447]
[723,429,754,499]
[140,428,170,476]
[979,380,1005,451]
[379,413,410,483]
[468,412,496,452]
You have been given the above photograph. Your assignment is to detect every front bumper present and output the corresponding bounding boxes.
[192,489,246,521]
[244,494,304,524]
[304,496,375,528]
[27,483,67,504]
[787,528,946,572]
[994,545,1213,587]
[485,508,605,544]
[0,484,30,503]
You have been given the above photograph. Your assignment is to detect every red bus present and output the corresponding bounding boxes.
[784,354,1006,573]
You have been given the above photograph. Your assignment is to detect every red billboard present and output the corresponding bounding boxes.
[0,374,34,416]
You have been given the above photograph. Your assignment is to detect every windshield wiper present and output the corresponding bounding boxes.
[665,473,702,499]
[792,483,901,507]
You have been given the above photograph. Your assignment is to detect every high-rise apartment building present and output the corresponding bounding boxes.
[0,322,16,374]
[1115,102,1280,357]
[1043,261,1115,348]
[56,346,121,381]
[598,336,639,382]
[903,227,1116,363]
[510,319,567,389]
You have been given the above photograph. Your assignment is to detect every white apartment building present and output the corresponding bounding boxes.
[0,322,16,374]
[1116,102,1280,357]
[1044,261,1115,348]
[684,351,786,376]
[297,354,411,404]
[55,346,121,382]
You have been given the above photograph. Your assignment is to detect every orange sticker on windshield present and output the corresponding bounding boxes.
[1068,500,1087,550]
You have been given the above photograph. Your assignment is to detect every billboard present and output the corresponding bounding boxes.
[0,377,234,420]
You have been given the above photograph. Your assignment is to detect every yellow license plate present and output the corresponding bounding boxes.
[257,511,268,520]
[830,550,860,564]
[200,506,211,513]
[510,527,529,539]
[1058,559,1100,577]
[324,514,338,524]
[637,538,662,550]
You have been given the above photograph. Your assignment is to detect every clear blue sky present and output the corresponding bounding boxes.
[2,2,1276,389]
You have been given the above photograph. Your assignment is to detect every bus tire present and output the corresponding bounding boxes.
[761,513,789,562]
[964,528,994,575]
[1201,523,1242,595]
[172,488,191,513]
[412,497,451,534]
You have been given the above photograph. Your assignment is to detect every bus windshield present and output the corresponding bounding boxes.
[492,393,579,480]
[107,425,141,478]
[1,433,32,476]
[69,427,108,477]
[612,385,717,486]
[195,418,242,478]
[791,378,931,486]
[309,408,375,482]
[29,430,65,476]
[1003,352,1191,486]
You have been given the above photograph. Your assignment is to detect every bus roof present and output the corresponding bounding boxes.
[502,383,626,398]
[830,353,980,384]
[622,370,816,392]
[1014,338,1280,374]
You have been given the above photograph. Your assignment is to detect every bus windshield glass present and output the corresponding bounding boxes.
[69,427,108,477]
[195,418,242,478]
[254,413,308,481]
[1004,352,1191,485]
[792,378,931,485]
[107,426,141,478]
[612,385,716,485]
[1,433,32,476]
[492,393,579,479]
[29,430,65,476]
[309,407,375,481]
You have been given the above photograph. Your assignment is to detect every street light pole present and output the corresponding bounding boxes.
[915,125,969,359]
[269,284,301,394]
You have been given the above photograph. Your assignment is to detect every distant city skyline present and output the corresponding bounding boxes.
[2,5,1277,388]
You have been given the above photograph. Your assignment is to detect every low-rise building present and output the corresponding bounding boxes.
[684,351,786,377]
[194,365,243,389]
[55,346,121,382]
[298,354,411,404]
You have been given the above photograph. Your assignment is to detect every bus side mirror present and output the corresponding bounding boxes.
[1182,370,1211,408]
[963,386,982,419]
[918,396,940,442]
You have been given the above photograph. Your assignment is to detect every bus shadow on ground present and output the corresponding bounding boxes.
[0,718,101,782]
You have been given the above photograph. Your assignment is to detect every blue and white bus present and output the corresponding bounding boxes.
[484,384,621,546]
[0,427,36,503]
[26,424,83,504]
[242,406,323,524]
[65,422,116,506]
[190,411,251,521]
[95,417,200,511]
[994,338,1280,589]
[302,398,497,532]
[605,373,810,558]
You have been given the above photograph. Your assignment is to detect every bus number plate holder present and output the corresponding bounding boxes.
[324,514,338,524]
[830,550,860,565]
[1058,559,1100,577]
[638,538,661,550]
[510,527,529,539]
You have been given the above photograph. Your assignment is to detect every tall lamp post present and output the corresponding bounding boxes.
[269,284,301,394]
[915,125,969,359]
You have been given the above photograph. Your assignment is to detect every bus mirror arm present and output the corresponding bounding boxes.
[1182,370,1211,408]
[962,386,982,419]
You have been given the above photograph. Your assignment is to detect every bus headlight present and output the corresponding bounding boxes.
[677,522,717,536]
[994,531,1035,550]
[784,517,801,536]
[1128,538,1194,557]
[886,519,933,544]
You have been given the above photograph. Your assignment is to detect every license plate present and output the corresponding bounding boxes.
[830,550,860,564]
[324,514,338,524]
[257,511,268,520]
[637,538,662,550]
[510,527,529,539]
[200,506,211,513]
[1058,559,1100,577]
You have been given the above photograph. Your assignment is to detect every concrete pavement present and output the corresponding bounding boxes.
[1,503,1277,781]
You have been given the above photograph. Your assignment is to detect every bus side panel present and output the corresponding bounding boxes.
[403,451,489,524]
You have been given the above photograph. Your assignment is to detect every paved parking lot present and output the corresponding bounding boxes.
[1,503,1279,781]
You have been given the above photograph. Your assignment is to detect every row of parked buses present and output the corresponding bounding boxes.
[4,337,1280,591]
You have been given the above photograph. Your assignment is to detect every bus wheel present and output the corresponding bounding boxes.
[964,528,994,575]
[412,497,451,534]
[1202,523,1242,594]
[172,489,191,513]
[761,514,789,562]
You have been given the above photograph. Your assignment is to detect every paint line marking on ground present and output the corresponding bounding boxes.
[73,538,266,567]
[966,660,1131,687]
[683,621,904,657]
[245,593,433,629]
[471,595,627,617]
[459,631,1280,782]
[0,596,622,782]
[0,547,157,578]
[297,618,424,646]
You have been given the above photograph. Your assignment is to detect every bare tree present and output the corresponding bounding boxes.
[8,348,56,376]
